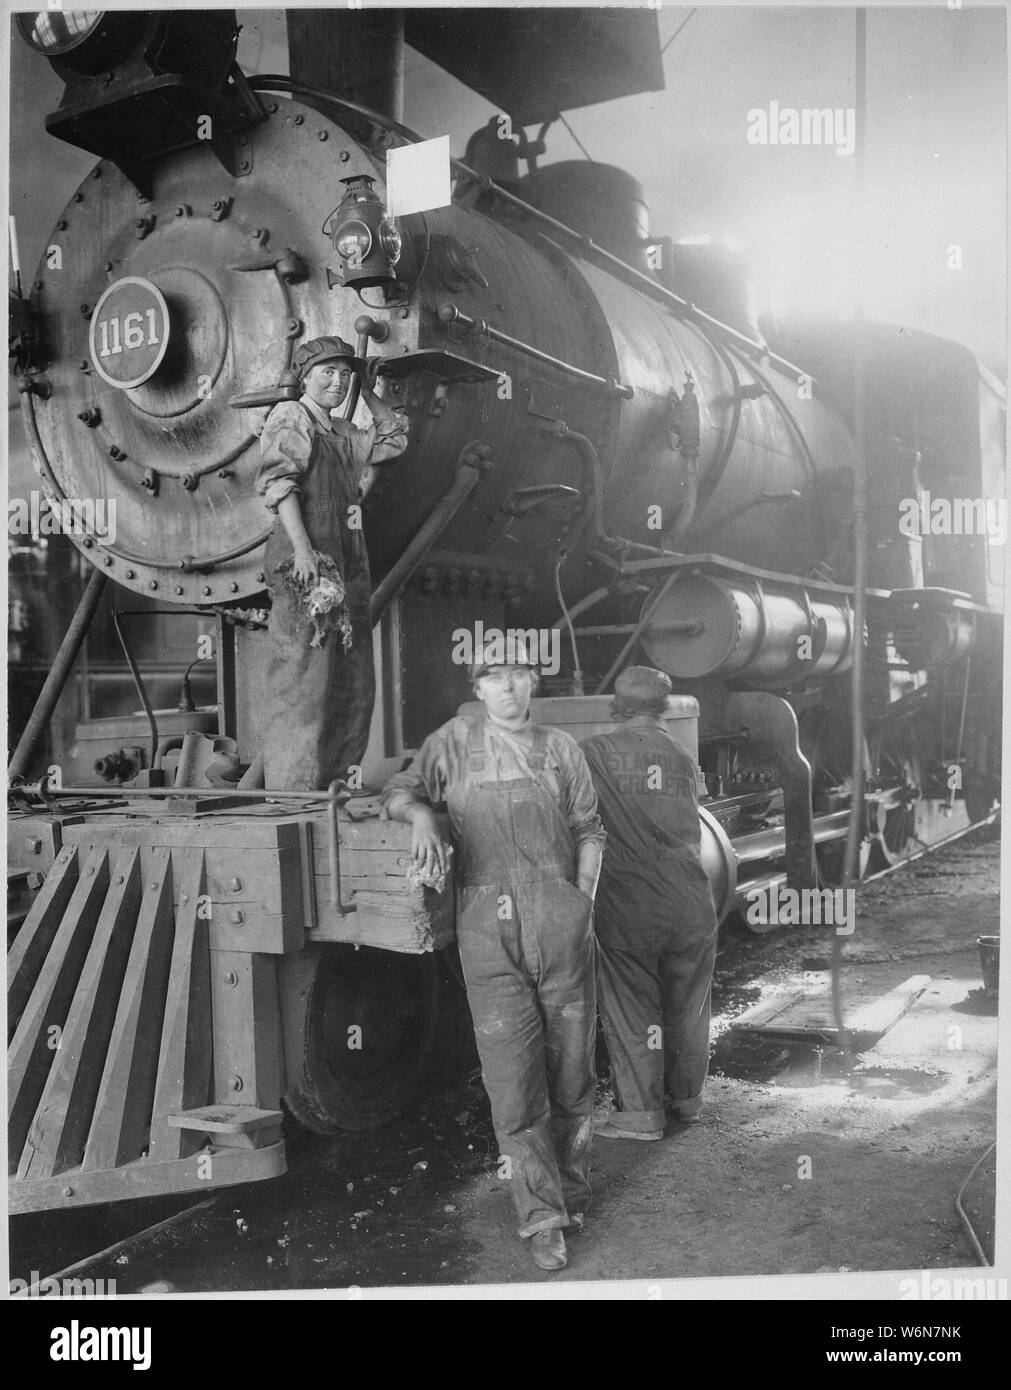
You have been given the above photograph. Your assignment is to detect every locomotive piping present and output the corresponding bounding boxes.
[6,568,109,782]
[369,447,493,624]
[247,76,809,382]
[542,422,627,551]
[686,336,744,531]
[594,571,685,695]
[553,556,585,695]
[112,609,159,769]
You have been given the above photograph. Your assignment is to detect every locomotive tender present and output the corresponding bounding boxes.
[7,9,1003,1212]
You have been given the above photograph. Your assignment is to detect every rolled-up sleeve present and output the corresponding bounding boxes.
[381,730,449,814]
[256,402,313,513]
[560,740,607,851]
[341,400,409,476]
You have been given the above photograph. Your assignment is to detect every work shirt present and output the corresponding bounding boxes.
[382,715,606,879]
[255,393,408,513]
[580,723,706,870]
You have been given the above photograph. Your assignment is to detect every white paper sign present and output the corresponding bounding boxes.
[385,136,452,219]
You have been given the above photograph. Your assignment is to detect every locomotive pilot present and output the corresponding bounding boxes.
[581,666,718,1138]
[382,640,605,1272]
[256,336,408,789]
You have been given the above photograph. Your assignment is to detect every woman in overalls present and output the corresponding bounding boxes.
[383,642,605,1271]
[256,336,408,789]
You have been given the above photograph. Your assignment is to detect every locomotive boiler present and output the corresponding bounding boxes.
[7,9,1004,1213]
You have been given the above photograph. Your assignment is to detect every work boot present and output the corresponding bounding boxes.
[530,1229,567,1270]
[593,1119,662,1140]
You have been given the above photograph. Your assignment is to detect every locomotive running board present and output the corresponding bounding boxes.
[7,839,287,1214]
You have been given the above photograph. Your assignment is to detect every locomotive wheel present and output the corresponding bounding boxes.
[871,747,925,869]
[279,944,440,1134]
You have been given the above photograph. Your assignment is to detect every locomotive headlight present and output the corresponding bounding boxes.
[15,11,249,196]
[17,10,104,56]
[15,9,148,75]
[326,175,401,291]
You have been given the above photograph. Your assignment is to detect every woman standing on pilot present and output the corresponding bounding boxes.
[256,335,408,789]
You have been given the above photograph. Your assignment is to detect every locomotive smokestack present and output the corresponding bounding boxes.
[285,9,406,128]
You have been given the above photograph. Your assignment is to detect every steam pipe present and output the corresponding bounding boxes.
[112,610,159,769]
[594,570,684,695]
[540,421,627,550]
[7,567,108,782]
[550,587,611,630]
[370,449,492,624]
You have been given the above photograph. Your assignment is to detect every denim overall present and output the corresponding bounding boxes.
[262,404,374,789]
[450,719,597,1237]
[584,725,718,1131]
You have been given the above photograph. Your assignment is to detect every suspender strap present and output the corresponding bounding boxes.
[466,717,486,772]
[527,724,548,772]
[465,718,549,774]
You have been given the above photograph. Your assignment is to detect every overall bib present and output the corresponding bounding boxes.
[449,720,597,1237]
[261,406,374,790]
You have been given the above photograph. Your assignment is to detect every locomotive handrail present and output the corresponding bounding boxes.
[246,76,810,383]
[592,548,893,599]
[436,303,634,399]
[101,531,274,574]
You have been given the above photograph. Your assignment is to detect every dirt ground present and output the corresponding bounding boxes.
[9,825,1002,1295]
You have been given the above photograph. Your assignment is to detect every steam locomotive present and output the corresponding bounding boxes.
[8,10,1003,1213]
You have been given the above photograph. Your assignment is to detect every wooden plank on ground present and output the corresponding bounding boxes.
[730,974,932,1047]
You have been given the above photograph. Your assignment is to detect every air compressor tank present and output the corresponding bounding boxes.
[641,572,854,684]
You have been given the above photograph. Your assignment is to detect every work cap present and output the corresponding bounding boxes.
[293,336,362,378]
[611,664,672,716]
[469,632,540,681]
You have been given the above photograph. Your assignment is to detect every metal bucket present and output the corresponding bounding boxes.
[977,936,1000,997]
